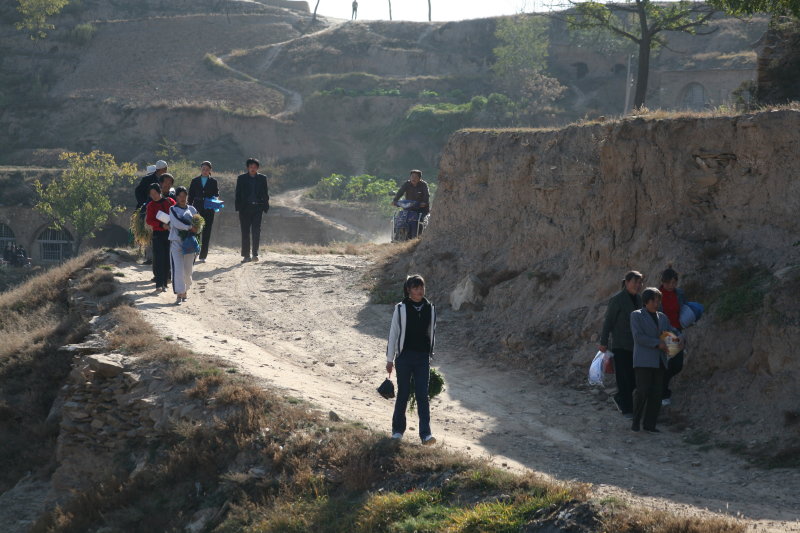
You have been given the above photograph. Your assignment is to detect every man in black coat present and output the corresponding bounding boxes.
[235,158,270,263]
[188,161,220,262]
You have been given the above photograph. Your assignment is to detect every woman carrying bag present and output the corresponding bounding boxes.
[385,275,437,445]
[168,187,199,305]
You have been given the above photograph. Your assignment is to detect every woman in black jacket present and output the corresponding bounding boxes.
[385,275,437,445]
[187,161,220,263]
[599,270,643,417]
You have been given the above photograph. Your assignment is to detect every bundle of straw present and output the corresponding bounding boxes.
[130,210,152,248]
[178,213,205,239]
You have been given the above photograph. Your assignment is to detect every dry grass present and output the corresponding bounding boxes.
[0,251,101,493]
[12,252,745,533]
[263,241,375,256]
[601,509,745,533]
[461,102,800,135]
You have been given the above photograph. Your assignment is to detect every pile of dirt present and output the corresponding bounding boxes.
[402,108,800,457]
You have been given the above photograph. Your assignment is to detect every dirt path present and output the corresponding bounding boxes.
[118,251,800,532]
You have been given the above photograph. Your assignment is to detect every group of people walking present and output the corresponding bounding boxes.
[600,267,688,433]
[134,157,270,304]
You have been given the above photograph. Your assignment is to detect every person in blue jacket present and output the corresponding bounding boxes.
[630,287,684,433]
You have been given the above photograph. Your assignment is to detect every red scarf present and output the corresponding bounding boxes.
[660,285,681,329]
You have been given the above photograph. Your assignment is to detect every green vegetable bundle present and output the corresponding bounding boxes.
[178,213,205,239]
[408,367,445,412]
[130,210,152,248]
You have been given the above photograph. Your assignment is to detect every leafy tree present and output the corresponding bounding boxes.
[566,0,716,108]
[709,0,800,16]
[15,0,69,40]
[34,151,136,251]
[493,15,551,96]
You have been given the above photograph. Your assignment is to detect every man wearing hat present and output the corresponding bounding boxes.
[188,161,220,262]
[135,160,168,208]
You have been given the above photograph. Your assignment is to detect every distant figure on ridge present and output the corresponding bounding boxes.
[352,0,358,20]
[386,275,437,446]
[188,161,220,263]
[234,158,270,263]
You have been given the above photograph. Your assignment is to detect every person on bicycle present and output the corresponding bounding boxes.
[392,170,430,215]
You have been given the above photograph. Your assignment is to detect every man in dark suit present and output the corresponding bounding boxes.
[235,158,270,263]
[188,161,220,263]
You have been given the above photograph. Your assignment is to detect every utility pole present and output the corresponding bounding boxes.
[623,54,633,114]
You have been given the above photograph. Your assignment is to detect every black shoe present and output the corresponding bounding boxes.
[252,255,259,262]
[143,259,153,265]
[151,277,157,282]
[241,257,251,263]
[644,427,660,434]
[631,421,640,432]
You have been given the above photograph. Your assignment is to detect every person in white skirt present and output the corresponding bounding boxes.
[168,186,199,305]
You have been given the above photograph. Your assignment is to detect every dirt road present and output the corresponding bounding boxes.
[119,250,800,532]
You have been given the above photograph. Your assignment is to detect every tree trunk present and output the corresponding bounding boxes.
[388,0,392,20]
[633,0,650,109]
[312,0,321,21]
[428,0,431,21]
[633,36,651,109]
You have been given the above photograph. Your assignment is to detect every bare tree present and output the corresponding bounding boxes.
[428,0,432,21]
[566,0,716,109]
[312,0,321,22]
[388,0,393,20]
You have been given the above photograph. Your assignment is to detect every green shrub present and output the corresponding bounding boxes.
[310,173,397,204]
[67,23,95,45]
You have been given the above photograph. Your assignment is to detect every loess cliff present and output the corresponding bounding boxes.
[408,108,800,452]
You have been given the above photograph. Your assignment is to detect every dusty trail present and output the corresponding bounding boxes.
[119,251,800,532]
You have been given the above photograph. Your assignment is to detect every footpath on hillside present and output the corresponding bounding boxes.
[118,250,800,533]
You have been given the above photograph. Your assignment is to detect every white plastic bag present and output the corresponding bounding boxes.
[588,351,605,385]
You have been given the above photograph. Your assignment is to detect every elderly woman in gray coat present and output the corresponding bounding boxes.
[630,287,683,433]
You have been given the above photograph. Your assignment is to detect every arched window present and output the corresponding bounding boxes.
[0,223,15,247]
[572,62,589,80]
[680,82,706,110]
[38,227,73,262]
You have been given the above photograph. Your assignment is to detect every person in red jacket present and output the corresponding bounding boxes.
[658,266,688,406]
[145,183,175,292]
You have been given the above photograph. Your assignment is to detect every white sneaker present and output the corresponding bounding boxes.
[391,432,403,440]
[197,258,206,264]
[422,435,437,446]
[661,398,672,406]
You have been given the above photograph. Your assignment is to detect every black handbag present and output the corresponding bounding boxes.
[377,378,395,399]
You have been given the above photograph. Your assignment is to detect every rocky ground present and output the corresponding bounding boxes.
[118,249,800,533]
